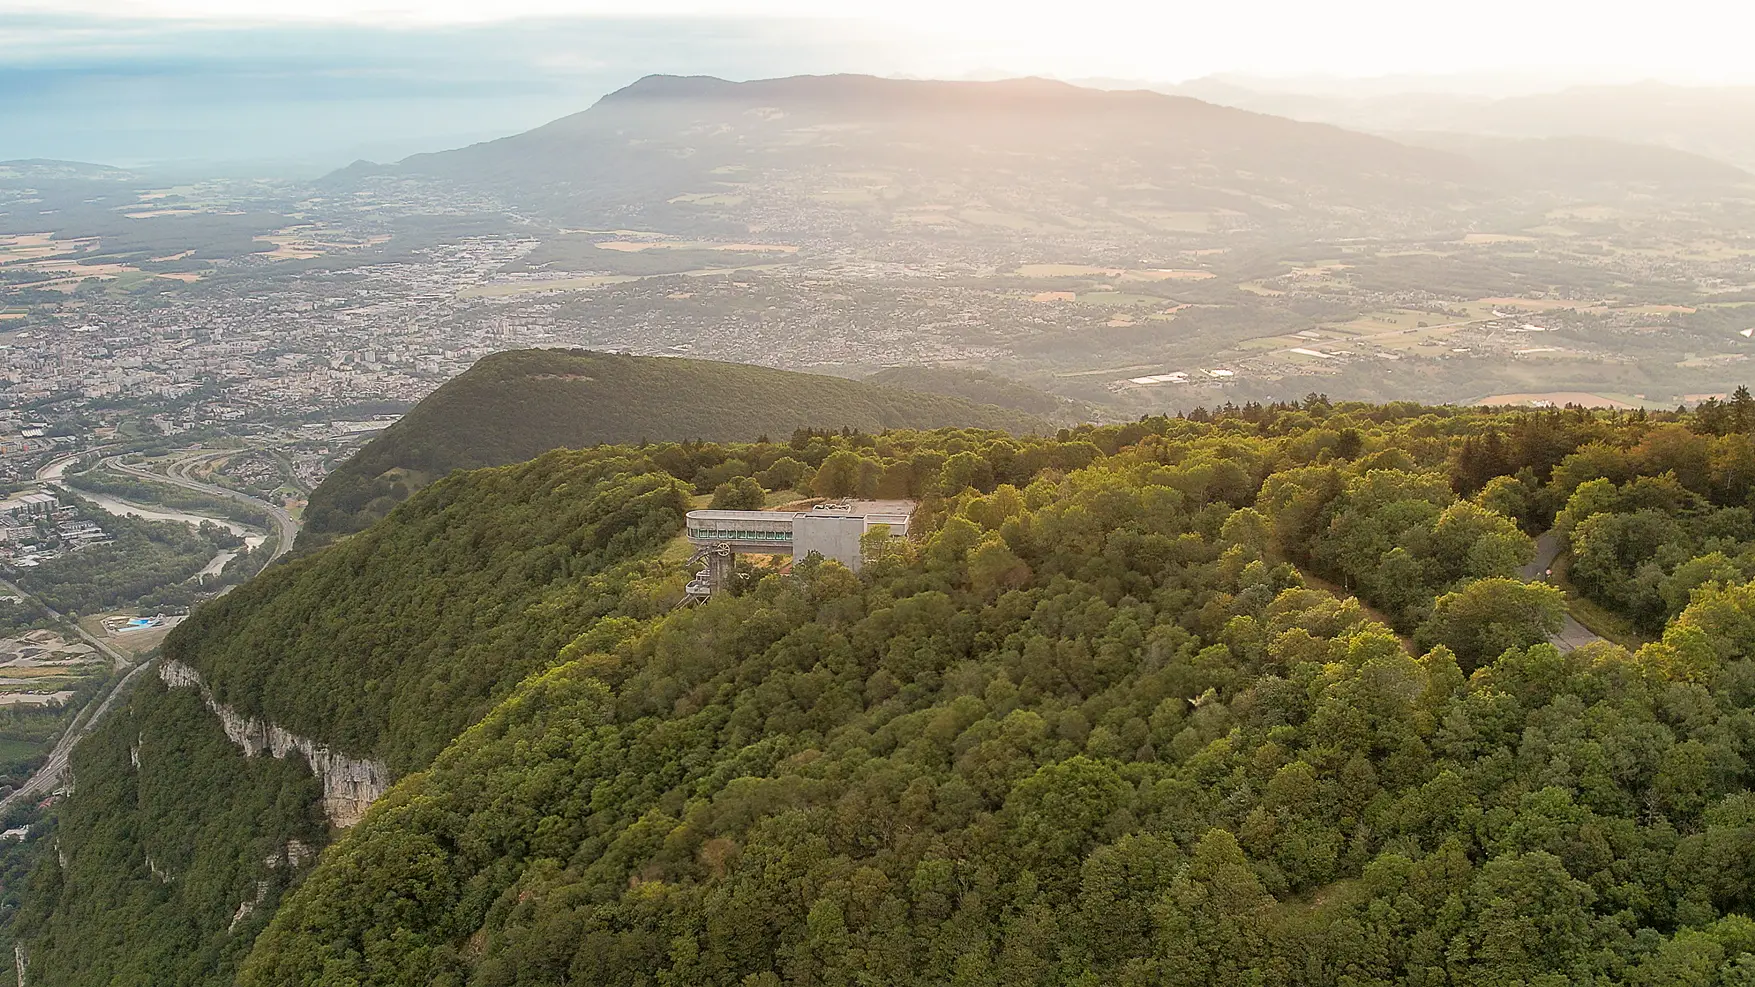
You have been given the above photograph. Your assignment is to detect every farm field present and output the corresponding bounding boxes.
[1474,391,1641,408]
[255,227,391,260]
[1012,264,1215,280]
[461,263,790,298]
[595,239,797,253]
[1073,291,1162,306]
[1320,308,1457,335]
[0,630,105,707]
[667,192,746,206]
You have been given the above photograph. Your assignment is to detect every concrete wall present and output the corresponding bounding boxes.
[792,514,868,572]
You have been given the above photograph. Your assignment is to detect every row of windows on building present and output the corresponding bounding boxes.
[687,527,794,542]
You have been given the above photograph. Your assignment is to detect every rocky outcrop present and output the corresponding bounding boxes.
[229,879,270,932]
[264,838,315,869]
[159,660,388,827]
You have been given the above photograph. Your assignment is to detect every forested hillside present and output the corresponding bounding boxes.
[8,450,695,985]
[863,366,1093,423]
[13,682,326,986]
[22,396,1755,985]
[174,450,692,774]
[300,349,1047,546]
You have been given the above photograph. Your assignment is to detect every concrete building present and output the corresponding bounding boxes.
[0,492,57,518]
[685,499,915,575]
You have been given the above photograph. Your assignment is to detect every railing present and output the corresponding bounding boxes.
[686,528,793,543]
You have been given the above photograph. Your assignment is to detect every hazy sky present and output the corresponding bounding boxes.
[9,0,1755,83]
[6,1,1755,170]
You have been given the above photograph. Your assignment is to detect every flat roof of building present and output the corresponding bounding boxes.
[0,493,57,512]
[687,500,917,524]
[827,499,916,516]
[687,498,919,523]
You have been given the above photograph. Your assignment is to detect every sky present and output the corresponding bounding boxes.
[7,0,1755,171]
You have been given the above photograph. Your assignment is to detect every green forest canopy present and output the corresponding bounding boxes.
[21,397,1755,986]
[299,349,1049,547]
[7,501,239,614]
[862,366,1089,422]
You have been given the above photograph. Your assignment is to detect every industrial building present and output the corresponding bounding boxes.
[0,492,57,518]
[683,500,915,597]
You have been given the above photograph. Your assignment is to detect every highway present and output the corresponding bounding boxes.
[0,447,303,813]
[0,641,156,816]
[0,572,138,815]
[104,451,299,563]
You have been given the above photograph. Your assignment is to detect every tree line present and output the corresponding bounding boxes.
[19,400,1755,985]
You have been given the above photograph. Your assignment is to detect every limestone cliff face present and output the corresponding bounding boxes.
[159,660,389,827]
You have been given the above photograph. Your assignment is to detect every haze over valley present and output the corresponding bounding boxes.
[9,5,1755,985]
[9,69,1755,459]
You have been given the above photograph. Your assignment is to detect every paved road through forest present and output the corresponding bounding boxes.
[0,647,158,815]
[1522,530,1607,652]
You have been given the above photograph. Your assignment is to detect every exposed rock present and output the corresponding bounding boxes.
[284,838,315,868]
[229,879,270,932]
[159,660,388,827]
[263,838,316,869]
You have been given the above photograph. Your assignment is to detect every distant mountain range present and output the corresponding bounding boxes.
[326,73,1748,243]
[333,73,1485,236]
[0,159,139,183]
[1168,77,1755,172]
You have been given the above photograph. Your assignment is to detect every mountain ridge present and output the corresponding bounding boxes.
[22,402,1755,985]
[299,349,1051,544]
[356,71,1488,237]
[1165,76,1755,173]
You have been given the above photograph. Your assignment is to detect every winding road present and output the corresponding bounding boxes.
[0,641,157,815]
[104,452,298,563]
[1522,530,1607,652]
[0,448,303,813]
[0,569,136,815]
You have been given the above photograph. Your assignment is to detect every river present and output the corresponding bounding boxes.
[70,489,261,542]
[67,489,268,576]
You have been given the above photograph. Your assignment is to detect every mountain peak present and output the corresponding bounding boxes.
[598,72,1139,113]
[602,73,743,101]
[372,71,1487,238]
